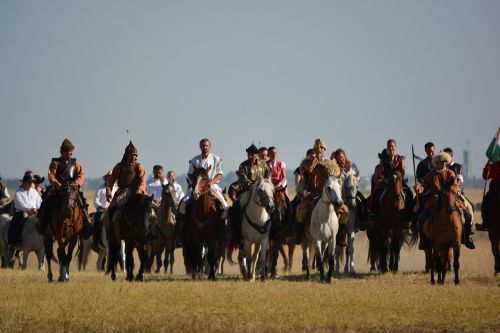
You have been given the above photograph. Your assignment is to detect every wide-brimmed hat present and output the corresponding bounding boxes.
[21,174,34,183]
[33,175,45,184]
[60,138,75,153]
[378,148,388,160]
[432,152,452,167]
[246,144,259,154]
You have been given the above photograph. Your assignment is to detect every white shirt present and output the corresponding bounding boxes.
[14,187,42,212]
[1,187,9,199]
[188,153,223,182]
[94,183,117,210]
[146,175,168,201]
[171,182,185,202]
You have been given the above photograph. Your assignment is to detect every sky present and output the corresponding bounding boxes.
[1,1,499,180]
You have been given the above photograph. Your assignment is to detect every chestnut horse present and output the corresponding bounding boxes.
[424,177,462,284]
[368,171,417,273]
[106,193,156,281]
[43,185,85,282]
[487,193,500,275]
[184,166,223,280]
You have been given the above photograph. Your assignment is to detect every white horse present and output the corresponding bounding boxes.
[241,176,275,281]
[335,173,359,275]
[302,175,343,282]
[0,214,45,270]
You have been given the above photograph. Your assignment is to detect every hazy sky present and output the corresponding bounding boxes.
[1,1,499,180]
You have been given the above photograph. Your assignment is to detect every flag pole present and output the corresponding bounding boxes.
[483,127,500,198]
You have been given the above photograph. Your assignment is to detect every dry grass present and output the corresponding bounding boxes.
[1,188,498,332]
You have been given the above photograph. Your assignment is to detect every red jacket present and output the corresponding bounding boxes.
[483,161,500,192]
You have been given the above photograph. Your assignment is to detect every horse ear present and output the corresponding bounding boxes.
[148,194,154,201]
[222,187,227,194]
[205,165,212,173]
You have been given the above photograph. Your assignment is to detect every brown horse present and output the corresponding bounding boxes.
[487,193,500,275]
[184,166,223,280]
[268,190,294,277]
[43,185,85,282]
[424,178,462,284]
[106,193,156,281]
[368,171,417,273]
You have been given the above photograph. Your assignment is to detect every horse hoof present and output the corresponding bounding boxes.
[454,279,460,285]
[430,280,435,285]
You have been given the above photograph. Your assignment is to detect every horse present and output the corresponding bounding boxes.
[0,214,45,270]
[240,176,275,281]
[367,171,417,273]
[150,183,177,274]
[486,193,500,275]
[268,189,293,278]
[184,166,225,280]
[334,173,359,275]
[43,184,86,282]
[106,192,157,281]
[302,174,342,282]
[424,177,462,284]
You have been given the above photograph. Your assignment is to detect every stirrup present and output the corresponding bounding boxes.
[475,224,488,231]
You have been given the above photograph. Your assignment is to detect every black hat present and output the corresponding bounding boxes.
[21,174,34,183]
[33,175,45,184]
[378,148,388,160]
[246,144,259,154]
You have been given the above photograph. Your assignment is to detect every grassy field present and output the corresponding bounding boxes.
[0,188,498,332]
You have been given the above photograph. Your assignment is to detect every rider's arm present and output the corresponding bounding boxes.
[136,164,146,194]
[48,159,62,189]
[73,161,85,187]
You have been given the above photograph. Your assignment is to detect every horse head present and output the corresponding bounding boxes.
[440,176,458,215]
[387,171,404,210]
[161,183,177,210]
[191,166,211,201]
[323,175,343,207]
[253,176,275,214]
[59,184,78,218]
[343,173,359,209]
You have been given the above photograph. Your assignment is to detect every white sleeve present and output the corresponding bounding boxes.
[35,192,42,210]
[14,191,31,211]
[3,188,10,199]
[93,189,101,209]
[214,155,223,176]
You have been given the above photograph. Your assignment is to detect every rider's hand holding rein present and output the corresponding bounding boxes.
[337,204,348,214]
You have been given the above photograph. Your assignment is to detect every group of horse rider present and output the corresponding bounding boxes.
[2,135,498,255]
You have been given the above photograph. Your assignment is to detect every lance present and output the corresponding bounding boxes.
[412,144,420,211]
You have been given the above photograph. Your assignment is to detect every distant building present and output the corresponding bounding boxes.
[463,142,472,183]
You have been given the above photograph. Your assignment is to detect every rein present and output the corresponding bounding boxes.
[244,209,271,234]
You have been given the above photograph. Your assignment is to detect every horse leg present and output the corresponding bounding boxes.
[492,241,500,276]
[259,238,269,281]
[66,237,78,280]
[207,246,216,280]
[435,251,444,285]
[136,244,146,281]
[453,245,460,285]
[155,246,163,274]
[425,248,432,273]
[315,241,325,282]
[96,251,104,272]
[288,243,295,272]
[269,241,279,279]
[334,243,341,274]
[36,248,45,271]
[347,232,356,275]
[56,245,67,282]
[278,243,287,273]
[429,248,435,285]
[242,241,251,280]
[125,243,134,281]
[250,243,261,282]
[169,247,175,274]
[380,235,389,273]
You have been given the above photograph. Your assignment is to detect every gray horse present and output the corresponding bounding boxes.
[0,214,45,270]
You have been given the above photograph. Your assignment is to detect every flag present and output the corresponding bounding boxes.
[486,137,500,163]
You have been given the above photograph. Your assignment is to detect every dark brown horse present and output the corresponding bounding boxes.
[184,166,223,280]
[268,189,294,277]
[368,171,417,273]
[424,178,462,284]
[487,193,500,275]
[106,193,156,281]
[43,185,85,282]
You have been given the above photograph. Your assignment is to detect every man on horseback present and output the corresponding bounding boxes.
[179,138,228,219]
[416,142,435,183]
[476,159,500,231]
[36,138,92,238]
[0,174,12,215]
[7,174,42,252]
[146,165,168,207]
[414,152,475,249]
[105,141,146,223]
[295,138,332,244]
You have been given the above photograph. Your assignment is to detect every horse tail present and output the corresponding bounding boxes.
[406,228,419,249]
[226,242,238,265]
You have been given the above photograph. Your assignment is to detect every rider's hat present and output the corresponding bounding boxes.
[124,141,138,156]
[378,148,388,160]
[313,138,327,152]
[246,144,259,154]
[21,174,35,183]
[432,152,451,167]
[102,170,112,181]
[33,175,45,184]
[60,138,75,153]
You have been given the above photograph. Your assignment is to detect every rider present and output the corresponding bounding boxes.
[178,138,229,219]
[105,141,146,221]
[146,165,168,207]
[369,139,415,227]
[36,138,92,238]
[414,152,475,249]
[476,159,500,231]
[443,147,464,185]
[7,174,42,253]
[0,174,12,215]
[416,142,435,183]
[228,144,270,244]
[295,138,329,244]
[166,170,185,206]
